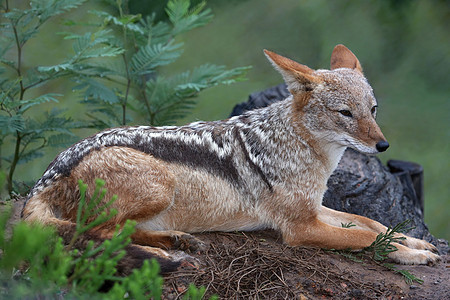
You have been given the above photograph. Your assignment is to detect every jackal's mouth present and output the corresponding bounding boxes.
[343,137,379,155]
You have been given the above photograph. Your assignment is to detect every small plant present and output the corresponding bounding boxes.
[336,220,423,285]
[382,263,424,285]
[364,220,424,284]
[182,284,218,300]
[68,178,118,248]
[363,220,412,261]
[341,222,356,228]
[0,179,214,298]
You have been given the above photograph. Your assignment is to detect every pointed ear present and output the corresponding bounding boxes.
[264,49,322,93]
[330,44,363,73]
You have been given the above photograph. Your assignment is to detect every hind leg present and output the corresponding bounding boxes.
[71,146,177,225]
[73,147,205,251]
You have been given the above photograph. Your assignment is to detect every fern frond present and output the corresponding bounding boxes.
[2,8,39,45]
[84,102,126,128]
[0,57,16,70]
[182,64,250,91]
[38,30,124,76]
[24,108,79,135]
[166,0,213,36]
[144,64,249,125]
[0,115,25,134]
[130,41,183,75]
[37,63,74,74]
[137,16,172,46]
[17,93,61,113]
[31,0,88,22]
[383,263,424,285]
[74,78,119,104]
[71,31,124,60]
[47,133,78,148]
[17,150,45,165]
[89,10,144,35]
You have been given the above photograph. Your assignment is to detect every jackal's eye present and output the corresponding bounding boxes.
[339,110,353,117]
[371,106,377,115]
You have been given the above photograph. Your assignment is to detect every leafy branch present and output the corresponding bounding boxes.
[0,0,87,194]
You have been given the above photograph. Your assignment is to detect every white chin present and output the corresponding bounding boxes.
[351,145,378,154]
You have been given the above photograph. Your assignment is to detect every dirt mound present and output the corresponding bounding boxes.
[6,185,449,299]
[163,230,449,299]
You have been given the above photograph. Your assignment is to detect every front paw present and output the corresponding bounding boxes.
[399,235,439,254]
[389,246,441,265]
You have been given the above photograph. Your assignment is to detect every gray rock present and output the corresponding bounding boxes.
[229,83,290,117]
[231,84,448,254]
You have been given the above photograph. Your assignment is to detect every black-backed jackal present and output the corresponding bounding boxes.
[22,45,440,266]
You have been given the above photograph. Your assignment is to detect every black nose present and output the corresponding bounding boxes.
[376,141,389,152]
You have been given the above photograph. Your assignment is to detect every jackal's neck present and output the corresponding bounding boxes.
[234,96,344,188]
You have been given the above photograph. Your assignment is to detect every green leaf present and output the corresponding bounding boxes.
[37,63,74,74]
[177,64,250,94]
[130,41,183,75]
[166,0,213,36]
[89,10,144,34]
[69,30,124,60]
[18,150,44,165]
[76,43,124,60]
[38,30,124,76]
[0,220,58,272]
[30,0,88,22]
[341,222,356,228]
[143,64,248,125]
[18,93,61,113]
[0,57,16,70]
[47,133,78,148]
[134,16,171,46]
[74,78,119,104]
[0,115,25,134]
[22,108,80,136]
[144,75,193,125]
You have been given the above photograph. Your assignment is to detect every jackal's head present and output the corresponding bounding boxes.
[264,44,389,154]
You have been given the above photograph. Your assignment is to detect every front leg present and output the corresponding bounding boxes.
[318,206,439,254]
[281,217,440,265]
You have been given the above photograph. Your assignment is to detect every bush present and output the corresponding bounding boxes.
[0,179,216,299]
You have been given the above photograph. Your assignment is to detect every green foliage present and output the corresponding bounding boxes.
[0,179,213,298]
[108,259,164,300]
[40,0,248,127]
[0,0,249,195]
[364,220,411,262]
[382,263,424,285]
[340,222,356,228]
[364,220,424,285]
[334,220,423,285]
[74,179,117,235]
[0,0,87,194]
[183,284,218,300]
[0,209,72,297]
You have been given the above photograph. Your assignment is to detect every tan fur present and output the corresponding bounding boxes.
[23,45,440,266]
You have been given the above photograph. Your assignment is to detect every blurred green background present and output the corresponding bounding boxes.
[11,0,450,240]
